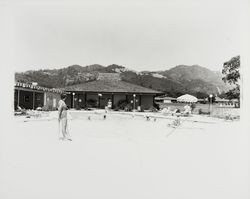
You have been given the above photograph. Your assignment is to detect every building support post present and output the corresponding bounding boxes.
[72,93,75,109]
[44,92,46,107]
[98,95,100,108]
[139,95,142,106]
[111,93,114,109]
[84,92,87,108]
[77,93,79,108]
[32,91,35,110]
[17,89,20,107]
[133,94,136,111]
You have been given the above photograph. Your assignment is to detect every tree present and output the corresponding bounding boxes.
[222,56,240,85]
[222,56,240,101]
[218,91,227,99]
[195,91,208,99]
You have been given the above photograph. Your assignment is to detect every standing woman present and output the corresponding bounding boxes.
[58,93,72,141]
[107,99,112,110]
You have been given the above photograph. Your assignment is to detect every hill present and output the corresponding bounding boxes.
[158,65,231,95]
[15,64,230,97]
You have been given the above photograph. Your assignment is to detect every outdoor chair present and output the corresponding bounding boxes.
[170,109,179,116]
[181,110,192,117]
[26,110,42,118]
[161,107,172,116]
[14,106,27,116]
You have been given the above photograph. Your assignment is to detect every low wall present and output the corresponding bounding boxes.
[210,107,240,117]
[158,102,240,117]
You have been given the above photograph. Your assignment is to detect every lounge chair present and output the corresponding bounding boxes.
[26,110,42,118]
[36,107,42,111]
[171,109,180,116]
[161,107,172,116]
[181,110,191,117]
[14,106,27,116]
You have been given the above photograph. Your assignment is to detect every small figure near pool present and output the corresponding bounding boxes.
[183,104,192,116]
[107,99,112,110]
[58,93,72,141]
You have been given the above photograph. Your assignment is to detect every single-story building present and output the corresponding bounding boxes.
[14,82,62,110]
[230,98,240,108]
[63,73,163,110]
[197,98,208,104]
[154,95,177,103]
[215,97,230,106]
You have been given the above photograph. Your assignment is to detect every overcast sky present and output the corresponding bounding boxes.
[1,0,249,72]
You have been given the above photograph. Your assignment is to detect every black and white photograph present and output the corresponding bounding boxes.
[1,0,250,198]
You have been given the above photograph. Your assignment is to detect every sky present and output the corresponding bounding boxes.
[1,0,249,72]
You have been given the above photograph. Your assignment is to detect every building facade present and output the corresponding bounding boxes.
[63,73,162,110]
[154,95,177,103]
[14,82,62,111]
[14,73,163,111]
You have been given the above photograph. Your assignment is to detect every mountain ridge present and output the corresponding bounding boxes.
[15,64,231,97]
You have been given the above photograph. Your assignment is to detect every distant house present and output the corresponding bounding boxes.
[215,97,229,105]
[14,82,62,110]
[154,95,177,103]
[230,98,240,108]
[214,97,240,107]
[197,98,208,104]
[63,73,163,110]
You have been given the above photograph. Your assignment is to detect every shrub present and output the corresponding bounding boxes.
[198,108,202,114]
[139,105,145,112]
[86,99,97,108]
[198,108,210,115]
[149,106,158,112]
[124,104,132,112]
[190,103,196,111]
[75,104,81,110]
[153,102,160,110]
[42,106,49,111]
[117,99,129,110]
[48,105,53,111]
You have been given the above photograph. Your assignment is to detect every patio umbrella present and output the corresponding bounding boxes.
[177,94,198,103]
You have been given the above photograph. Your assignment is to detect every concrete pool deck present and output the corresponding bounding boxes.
[13,109,233,124]
[1,110,248,199]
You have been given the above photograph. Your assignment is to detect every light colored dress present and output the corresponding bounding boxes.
[58,99,70,139]
[107,100,112,109]
[183,105,191,115]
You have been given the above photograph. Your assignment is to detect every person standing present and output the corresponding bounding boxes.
[107,99,112,110]
[183,104,191,115]
[58,93,72,141]
[190,103,196,113]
